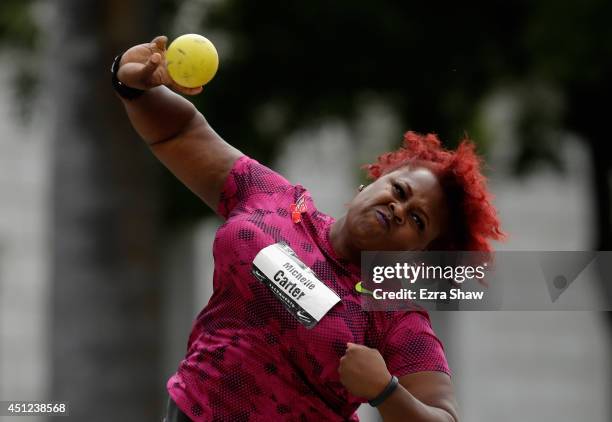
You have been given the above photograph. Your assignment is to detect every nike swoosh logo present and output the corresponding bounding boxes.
[296,310,312,321]
[354,282,373,295]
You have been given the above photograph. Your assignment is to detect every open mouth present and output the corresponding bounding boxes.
[375,209,390,231]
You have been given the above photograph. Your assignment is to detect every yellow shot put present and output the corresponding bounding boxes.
[166,34,219,88]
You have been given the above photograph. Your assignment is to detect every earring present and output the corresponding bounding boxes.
[358,184,365,192]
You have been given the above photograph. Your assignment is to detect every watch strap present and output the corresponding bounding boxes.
[110,54,145,100]
[368,375,399,407]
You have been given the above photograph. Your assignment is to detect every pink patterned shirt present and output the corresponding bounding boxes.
[167,156,450,421]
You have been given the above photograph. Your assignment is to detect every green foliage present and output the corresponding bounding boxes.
[161,0,538,224]
[511,0,612,175]
[0,0,37,49]
[166,0,584,223]
[195,0,531,158]
[0,0,39,123]
[525,0,612,86]
[188,0,612,178]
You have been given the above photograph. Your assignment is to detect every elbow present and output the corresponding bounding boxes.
[437,405,459,422]
[149,111,207,147]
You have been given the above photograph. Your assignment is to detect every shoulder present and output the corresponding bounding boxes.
[218,155,297,218]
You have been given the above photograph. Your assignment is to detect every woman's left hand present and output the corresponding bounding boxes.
[338,342,393,399]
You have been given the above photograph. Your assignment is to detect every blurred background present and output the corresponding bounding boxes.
[1,0,611,420]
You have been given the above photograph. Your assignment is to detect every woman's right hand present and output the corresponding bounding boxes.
[116,35,203,96]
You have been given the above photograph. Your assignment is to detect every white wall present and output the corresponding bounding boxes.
[0,53,51,421]
[449,95,610,421]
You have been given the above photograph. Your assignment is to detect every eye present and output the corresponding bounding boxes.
[411,212,425,231]
[393,183,405,199]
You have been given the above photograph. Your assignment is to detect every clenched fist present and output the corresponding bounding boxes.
[338,342,393,399]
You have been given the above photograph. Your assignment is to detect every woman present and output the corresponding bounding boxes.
[113,36,503,422]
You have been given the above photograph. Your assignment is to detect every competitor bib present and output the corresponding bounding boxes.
[252,243,341,329]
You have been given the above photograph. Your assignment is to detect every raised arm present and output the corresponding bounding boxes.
[115,36,243,212]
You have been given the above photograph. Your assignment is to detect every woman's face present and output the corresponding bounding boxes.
[344,166,448,251]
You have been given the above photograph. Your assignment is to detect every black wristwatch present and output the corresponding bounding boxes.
[110,54,145,100]
[368,375,399,407]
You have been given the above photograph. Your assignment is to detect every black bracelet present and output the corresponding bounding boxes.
[110,54,145,100]
[368,375,399,407]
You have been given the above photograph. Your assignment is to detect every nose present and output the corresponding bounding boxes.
[389,202,406,225]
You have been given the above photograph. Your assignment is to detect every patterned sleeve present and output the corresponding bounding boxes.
[217,155,294,219]
[380,311,451,378]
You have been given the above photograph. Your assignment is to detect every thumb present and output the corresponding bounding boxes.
[151,35,168,52]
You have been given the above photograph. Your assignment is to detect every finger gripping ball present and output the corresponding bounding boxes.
[166,34,219,88]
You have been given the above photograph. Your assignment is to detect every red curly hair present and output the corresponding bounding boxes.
[364,131,505,252]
